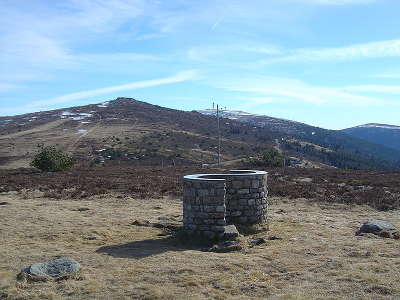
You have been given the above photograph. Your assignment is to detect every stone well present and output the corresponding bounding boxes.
[182,170,268,239]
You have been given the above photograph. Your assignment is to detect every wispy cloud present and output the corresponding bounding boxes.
[187,44,282,65]
[262,39,400,64]
[0,0,160,84]
[0,83,22,93]
[187,38,400,69]
[290,0,375,5]
[371,72,400,79]
[215,76,389,107]
[0,71,198,115]
[342,85,400,94]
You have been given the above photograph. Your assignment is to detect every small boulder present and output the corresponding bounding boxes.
[18,257,80,281]
[224,224,240,241]
[158,216,175,221]
[356,220,399,239]
[75,207,90,212]
[131,219,152,227]
[152,217,180,231]
[0,202,9,206]
[210,241,242,253]
[249,237,266,247]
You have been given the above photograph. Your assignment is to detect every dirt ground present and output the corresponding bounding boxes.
[0,192,399,300]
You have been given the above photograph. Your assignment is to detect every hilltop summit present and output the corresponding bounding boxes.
[0,98,399,170]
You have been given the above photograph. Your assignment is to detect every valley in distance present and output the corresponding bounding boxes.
[0,97,399,299]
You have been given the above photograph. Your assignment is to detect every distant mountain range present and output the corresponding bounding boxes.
[342,123,400,151]
[197,108,400,170]
[0,98,399,170]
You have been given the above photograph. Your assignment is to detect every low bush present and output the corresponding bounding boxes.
[248,148,284,167]
[30,145,75,172]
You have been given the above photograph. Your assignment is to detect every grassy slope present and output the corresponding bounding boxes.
[0,192,399,300]
[0,99,278,169]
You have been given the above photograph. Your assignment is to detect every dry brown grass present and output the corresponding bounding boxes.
[0,192,399,300]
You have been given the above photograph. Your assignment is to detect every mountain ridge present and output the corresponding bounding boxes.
[342,123,400,151]
[348,123,400,130]
[196,107,400,169]
[0,97,399,170]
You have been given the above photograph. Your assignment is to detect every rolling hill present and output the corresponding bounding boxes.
[0,98,399,170]
[197,109,400,170]
[0,98,278,169]
[342,123,400,151]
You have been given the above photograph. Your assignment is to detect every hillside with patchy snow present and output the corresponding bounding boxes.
[197,109,400,169]
[0,98,399,170]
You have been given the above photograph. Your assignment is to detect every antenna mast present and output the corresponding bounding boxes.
[217,104,221,166]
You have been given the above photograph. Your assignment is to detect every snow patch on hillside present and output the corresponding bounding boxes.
[354,123,400,130]
[197,108,307,135]
[60,111,93,121]
[76,129,88,135]
[97,101,110,108]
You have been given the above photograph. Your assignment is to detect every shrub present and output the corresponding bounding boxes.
[248,148,284,167]
[30,145,75,172]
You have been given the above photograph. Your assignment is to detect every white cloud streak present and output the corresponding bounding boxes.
[262,39,400,64]
[0,83,22,93]
[371,72,400,79]
[342,85,400,94]
[0,70,198,115]
[215,76,390,107]
[290,0,375,5]
[188,39,400,68]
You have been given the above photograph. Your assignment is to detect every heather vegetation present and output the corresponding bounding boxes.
[1,166,399,211]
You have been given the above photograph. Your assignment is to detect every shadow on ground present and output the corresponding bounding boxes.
[96,236,198,259]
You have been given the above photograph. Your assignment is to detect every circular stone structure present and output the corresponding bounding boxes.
[183,170,268,239]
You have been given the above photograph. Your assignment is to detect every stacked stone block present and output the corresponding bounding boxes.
[183,170,268,238]
[224,172,268,225]
[183,178,227,239]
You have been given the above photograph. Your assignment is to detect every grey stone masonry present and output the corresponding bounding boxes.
[183,170,268,239]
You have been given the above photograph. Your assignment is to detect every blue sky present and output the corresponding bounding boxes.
[1,0,400,129]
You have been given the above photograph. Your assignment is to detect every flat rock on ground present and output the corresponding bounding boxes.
[19,257,80,280]
[357,220,398,238]
[208,240,242,253]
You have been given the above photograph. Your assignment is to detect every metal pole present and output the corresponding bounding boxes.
[217,104,221,166]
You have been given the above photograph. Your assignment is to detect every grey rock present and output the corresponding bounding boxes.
[202,240,242,253]
[74,207,89,212]
[224,224,239,240]
[250,237,266,247]
[131,219,152,227]
[158,216,175,221]
[20,257,80,278]
[213,240,242,253]
[357,220,398,236]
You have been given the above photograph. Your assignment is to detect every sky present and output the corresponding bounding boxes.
[1,0,400,129]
